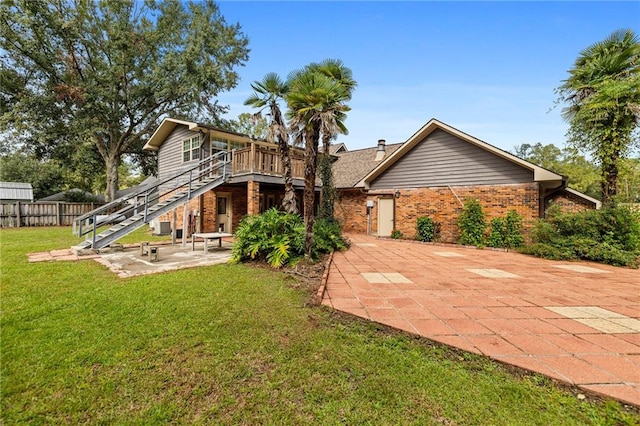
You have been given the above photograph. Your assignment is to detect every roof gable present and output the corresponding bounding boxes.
[370,129,534,189]
[144,117,260,151]
[357,119,563,188]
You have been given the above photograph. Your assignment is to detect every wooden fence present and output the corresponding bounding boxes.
[0,202,103,228]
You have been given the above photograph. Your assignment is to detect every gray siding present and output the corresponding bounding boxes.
[157,126,201,190]
[370,129,533,189]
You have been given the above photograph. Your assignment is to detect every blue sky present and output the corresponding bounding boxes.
[215,1,640,153]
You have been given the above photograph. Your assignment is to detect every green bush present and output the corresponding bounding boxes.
[313,218,349,255]
[457,199,486,246]
[416,216,440,242]
[487,217,505,248]
[390,230,403,239]
[231,209,349,268]
[504,210,525,248]
[521,243,577,261]
[231,209,304,268]
[525,204,640,267]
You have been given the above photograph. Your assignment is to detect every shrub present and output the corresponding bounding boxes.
[457,199,486,246]
[390,230,403,239]
[486,217,505,248]
[313,218,349,255]
[521,243,576,261]
[416,216,440,242]
[504,210,525,248]
[231,208,304,268]
[231,209,349,268]
[525,204,640,268]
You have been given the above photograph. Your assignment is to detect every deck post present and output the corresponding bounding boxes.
[247,180,260,216]
[250,143,256,173]
[181,202,188,247]
[172,208,177,245]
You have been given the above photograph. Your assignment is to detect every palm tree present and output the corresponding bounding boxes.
[244,73,298,213]
[287,69,351,257]
[306,60,357,220]
[558,29,640,203]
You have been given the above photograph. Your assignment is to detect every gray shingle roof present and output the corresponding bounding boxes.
[332,144,402,188]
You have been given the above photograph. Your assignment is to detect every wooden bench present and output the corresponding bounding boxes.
[191,232,233,254]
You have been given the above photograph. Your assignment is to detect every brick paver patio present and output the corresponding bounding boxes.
[322,235,640,407]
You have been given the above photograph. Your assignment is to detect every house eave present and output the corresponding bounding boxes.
[143,118,203,151]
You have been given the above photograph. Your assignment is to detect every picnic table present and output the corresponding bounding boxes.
[191,232,233,253]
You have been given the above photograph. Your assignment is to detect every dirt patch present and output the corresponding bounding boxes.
[283,254,329,305]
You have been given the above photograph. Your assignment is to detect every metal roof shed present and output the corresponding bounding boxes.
[0,182,34,202]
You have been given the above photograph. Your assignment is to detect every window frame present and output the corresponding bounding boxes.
[182,135,201,163]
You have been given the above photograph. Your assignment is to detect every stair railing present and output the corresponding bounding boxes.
[74,151,229,245]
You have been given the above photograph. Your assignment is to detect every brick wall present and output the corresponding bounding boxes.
[546,190,597,214]
[156,197,201,234]
[336,183,541,243]
[335,189,375,234]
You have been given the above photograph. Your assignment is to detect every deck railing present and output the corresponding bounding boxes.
[232,146,305,179]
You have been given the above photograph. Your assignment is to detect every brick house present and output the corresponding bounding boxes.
[143,118,314,235]
[332,118,600,242]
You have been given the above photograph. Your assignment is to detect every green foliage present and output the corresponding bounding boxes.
[504,210,526,248]
[557,29,640,203]
[488,211,525,249]
[521,243,577,261]
[227,112,269,139]
[0,152,65,199]
[457,199,487,246]
[231,209,304,268]
[1,0,249,200]
[318,154,337,221]
[313,218,349,254]
[523,204,640,267]
[244,73,298,214]
[286,60,355,257]
[487,217,506,248]
[416,216,440,242]
[231,209,348,267]
[513,143,601,199]
[390,230,403,239]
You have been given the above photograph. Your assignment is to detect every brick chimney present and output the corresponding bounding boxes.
[375,139,386,161]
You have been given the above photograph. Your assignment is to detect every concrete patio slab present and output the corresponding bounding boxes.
[323,234,640,407]
[28,239,233,278]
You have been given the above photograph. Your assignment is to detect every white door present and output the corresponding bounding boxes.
[378,198,395,237]
[217,194,231,233]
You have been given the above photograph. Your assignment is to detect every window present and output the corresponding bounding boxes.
[212,138,246,156]
[211,138,228,155]
[182,136,201,162]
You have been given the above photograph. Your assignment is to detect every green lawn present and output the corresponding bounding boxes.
[1,227,638,425]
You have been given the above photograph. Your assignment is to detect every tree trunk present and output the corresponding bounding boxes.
[279,137,298,214]
[600,139,620,205]
[303,125,320,258]
[104,153,121,202]
[601,161,618,205]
